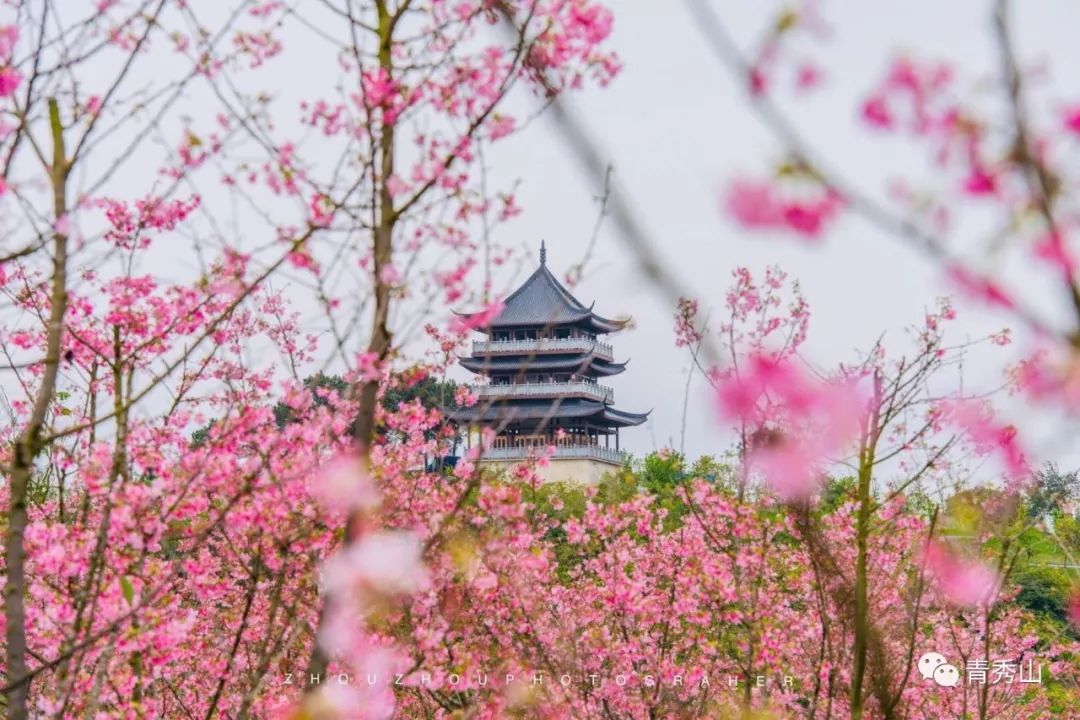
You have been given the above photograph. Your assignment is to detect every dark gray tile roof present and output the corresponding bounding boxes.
[448,398,648,427]
[458,261,627,333]
[459,353,627,376]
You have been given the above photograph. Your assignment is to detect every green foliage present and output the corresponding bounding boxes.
[270,372,462,432]
[819,475,856,514]
[530,455,742,580]
[382,375,461,415]
[637,451,697,530]
[1027,463,1080,521]
[1013,563,1073,623]
[273,372,350,430]
[189,419,215,449]
[194,373,463,449]
[530,481,590,582]
[688,454,732,486]
[901,487,939,520]
[382,375,462,449]
[639,450,686,492]
[594,469,639,506]
[1055,514,1080,553]
[1042,679,1080,716]
[1009,522,1080,633]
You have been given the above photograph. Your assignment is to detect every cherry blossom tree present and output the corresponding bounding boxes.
[0,1,617,718]
[3,1,1080,719]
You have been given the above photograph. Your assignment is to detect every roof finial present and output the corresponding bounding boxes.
[539,240,547,266]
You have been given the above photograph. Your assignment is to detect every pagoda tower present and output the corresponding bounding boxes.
[450,242,649,484]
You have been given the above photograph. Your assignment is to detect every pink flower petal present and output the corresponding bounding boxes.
[725,180,785,229]
[923,541,1000,607]
[1068,588,1080,627]
[323,530,428,597]
[314,452,380,514]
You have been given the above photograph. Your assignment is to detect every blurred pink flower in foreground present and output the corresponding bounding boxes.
[1068,589,1080,627]
[1064,104,1080,136]
[0,66,21,97]
[451,300,505,334]
[716,354,865,500]
[726,180,784,228]
[305,647,397,720]
[942,399,1030,486]
[749,433,830,501]
[322,530,429,597]
[725,179,842,240]
[0,25,17,58]
[313,452,380,514]
[923,541,1000,607]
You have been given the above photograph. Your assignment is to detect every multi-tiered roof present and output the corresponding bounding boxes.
[451,243,648,464]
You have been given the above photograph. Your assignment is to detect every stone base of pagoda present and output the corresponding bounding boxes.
[481,456,619,485]
[478,445,628,485]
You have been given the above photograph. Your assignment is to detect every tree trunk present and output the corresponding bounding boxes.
[850,372,882,720]
[4,97,69,720]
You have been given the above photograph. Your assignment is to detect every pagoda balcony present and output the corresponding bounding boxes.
[482,443,628,464]
[471,337,614,361]
[473,380,613,403]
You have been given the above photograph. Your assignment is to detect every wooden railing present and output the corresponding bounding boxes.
[473,381,613,403]
[482,444,627,463]
[472,337,614,360]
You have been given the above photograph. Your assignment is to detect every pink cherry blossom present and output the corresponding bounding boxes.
[1033,229,1077,277]
[0,66,22,97]
[568,4,614,45]
[322,531,429,597]
[488,114,516,140]
[451,300,505,333]
[942,398,1030,484]
[962,166,997,196]
[313,452,380,514]
[1069,588,1080,627]
[861,95,893,128]
[749,433,827,500]
[783,195,839,237]
[673,297,703,347]
[725,179,785,228]
[945,264,1015,309]
[1064,104,1080,136]
[726,179,841,239]
[922,541,1000,607]
[795,62,822,91]
[0,26,17,60]
[716,353,864,499]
